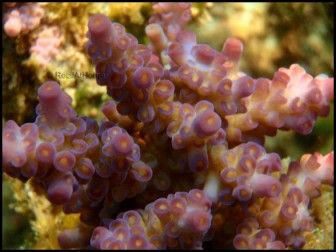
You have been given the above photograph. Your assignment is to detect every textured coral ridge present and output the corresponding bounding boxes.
[90,189,212,249]
[2,80,153,212]
[231,149,334,249]
[2,2,334,250]
[225,64,334,144]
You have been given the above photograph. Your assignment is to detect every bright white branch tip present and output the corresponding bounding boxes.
[203,172,220,202]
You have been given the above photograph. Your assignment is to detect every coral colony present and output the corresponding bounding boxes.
[2,3,334,250]
[29,26,62,67]
[3,2,44,38]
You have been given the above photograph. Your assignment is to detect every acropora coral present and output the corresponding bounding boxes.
[29,25,63,66]
[3,2,44,38]
[190,2,333,78]
[2,2,334,250]
[2,3,150,124]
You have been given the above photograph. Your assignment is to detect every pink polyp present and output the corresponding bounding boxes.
[36,142,56,164]
[219,101,238,115]
[184,209,212,234]
[84,133,100,153]
[232,76,255,98]
[37,81,76,127]
[109,219,127,232]
[233,234,250,249]
[195,100,214,113]
[266,241,286,250]
[222,37,243,62]
[191,44,217,65]
[289,97,306,113]
[146,23,168,52]
[111,133,134,157]
[134,45,151,63]
[237,156,256,175]
[170,196,187,216]
[137,104,155,123]
[249,173,282,198]
[102,127,122,144]
[193,110,221,137]
[187,189,211,208]
[147,61,164,79]
[280,201,298,221]
[133,67,155,89]
[255,228,276,242]
[251,238,267,249]
[60,122,77,137]
[88,14,113,43]
[314,151,334,185]
[153,79,175,101]
[127,234,150,249]
[123,210,142,227]
[287,187,304,204]
[236,222,254,235]
[115,34,131,51]
[54,150,76,173]
[306,87,322,105]
[20,123,38,139]
[4,15,22,37]
[242,142,264,159]
[90,226,112,249]
[232,184,253,202]
[71,139,89,157]
[153,198,171,218]
[100,237,125,250]
[216,79,232,97]
[220,168,238,184]
[171,134,187,150]
[131,161,153,182]
[38,80,60,98]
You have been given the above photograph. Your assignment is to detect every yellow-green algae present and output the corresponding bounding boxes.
[4,175,86,249]
[304,185,334,249]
